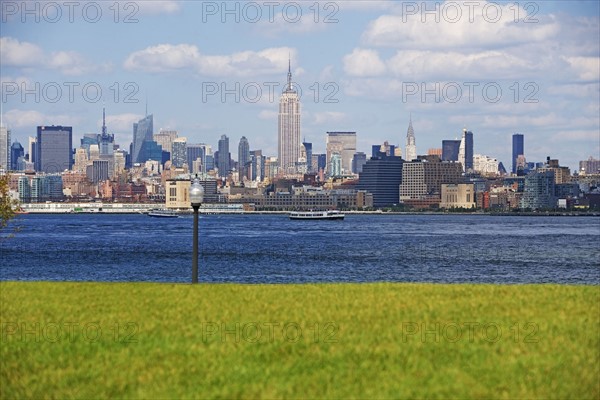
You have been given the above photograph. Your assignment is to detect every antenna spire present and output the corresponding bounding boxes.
[287,55,292,90]
[102,107,107,136]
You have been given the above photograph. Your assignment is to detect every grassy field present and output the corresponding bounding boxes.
[1,282,598,399]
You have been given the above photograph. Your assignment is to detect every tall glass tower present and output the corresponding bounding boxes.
[218,134,230,177]
[238,136,250,181]
[512,133,524,174]
[132,114,153,164]
[278,59,301,176]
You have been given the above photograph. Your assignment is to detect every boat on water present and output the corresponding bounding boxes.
[147,209,179,218]
[289,210,345,220]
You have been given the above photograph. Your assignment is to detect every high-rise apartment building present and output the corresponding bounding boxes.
[278,60,301,175]
[36,125,73,173]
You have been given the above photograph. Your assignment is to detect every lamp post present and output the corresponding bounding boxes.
[190,174,204,284]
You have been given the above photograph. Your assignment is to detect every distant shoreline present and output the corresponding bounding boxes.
[15,209,600,217]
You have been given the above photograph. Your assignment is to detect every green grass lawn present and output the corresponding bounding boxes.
[1,282,598,399]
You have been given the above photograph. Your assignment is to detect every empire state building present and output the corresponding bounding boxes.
[278,60,301,176]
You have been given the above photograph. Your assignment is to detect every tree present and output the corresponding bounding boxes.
[0,173,20,234]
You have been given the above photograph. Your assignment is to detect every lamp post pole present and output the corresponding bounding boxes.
[190,174,204,284]
[192,203,199,284]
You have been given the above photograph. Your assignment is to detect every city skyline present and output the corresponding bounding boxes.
[1,1,598,172]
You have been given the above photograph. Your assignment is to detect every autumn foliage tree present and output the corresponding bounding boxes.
[0,173,19,234]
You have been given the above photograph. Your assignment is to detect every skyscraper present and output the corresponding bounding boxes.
[10,141,24,171]
[172,137,187,168]
[99,108,115,157]
[278,59,301,175]
[357,150,404,207]
[442,140,461,161]
[458,128,474,172]
[218,134,230,177]
[36,125,73,173]
[352,152,367,174]
[132,114,153,164]
[512,133,524,174]
[326,132,356,174]
[153,130,178,155]
[238,136,250,181]
[0,125,10,171]
[405,116,417,161]
[302,141,313,173]
[187,144,204,174]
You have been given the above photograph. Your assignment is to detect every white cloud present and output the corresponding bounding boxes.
[361,1,559,50]
[124,44,298,78]
[343,48,387,77]
[0,37,44,66]
[104,113,144,133]
[135,0,181,14]
[0,37,111,76]
[387,49,536,80]
[3,109,80,128]
[312,111,347,125]
[563,57,600,82]
[258,110,278,120]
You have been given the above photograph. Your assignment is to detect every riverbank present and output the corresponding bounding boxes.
[1,281,598,399]
[14,202,600,216]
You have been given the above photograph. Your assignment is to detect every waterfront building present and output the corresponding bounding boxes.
[399,159,463,207]
[440,184,476,209]
[278,60,301,175]
[520,170,557,210]
[165,178,218,209]
[356,148,403,207]
[36,125,73,173]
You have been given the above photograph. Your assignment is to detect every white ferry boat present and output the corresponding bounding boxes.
[147,209,179,218]
[289,210,345,220]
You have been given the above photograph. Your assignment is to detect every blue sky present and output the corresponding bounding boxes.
[1,0,598,170]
